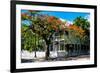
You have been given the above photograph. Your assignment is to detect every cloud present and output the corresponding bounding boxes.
[59,18,73,26]
[59,18,66,22]
[67,21,73,24]
[84,15,90,21]
[65,21,73,26]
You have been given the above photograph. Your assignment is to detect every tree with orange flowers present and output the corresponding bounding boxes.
[21,10,66,60]
[73,16,90,45]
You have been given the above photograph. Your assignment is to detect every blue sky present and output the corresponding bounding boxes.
[39,11,90,22]
[21,10,90,24]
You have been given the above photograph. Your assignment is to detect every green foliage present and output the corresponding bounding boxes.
[73,16,90,30]
[73,16,90,45]
[21,24,44,52]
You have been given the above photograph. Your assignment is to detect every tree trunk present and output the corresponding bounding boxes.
[34,50,37,58]
[43,36,51,60]
[45,42,50,60]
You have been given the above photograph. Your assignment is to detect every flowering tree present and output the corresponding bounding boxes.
[67,25,85,44]
[73,16,90,45]
[21,10,66,59]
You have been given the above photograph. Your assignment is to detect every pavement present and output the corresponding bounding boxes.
[21,50,90,63]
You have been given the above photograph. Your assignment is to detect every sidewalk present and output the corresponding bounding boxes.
[21,54,90,63]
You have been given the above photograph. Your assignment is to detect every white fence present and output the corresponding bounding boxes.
[21,50,68,59]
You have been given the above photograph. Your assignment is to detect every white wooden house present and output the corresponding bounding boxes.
[49,31,90,58]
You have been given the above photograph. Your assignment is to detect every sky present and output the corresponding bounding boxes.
[39,11,90,22]
[21,10,90,24]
